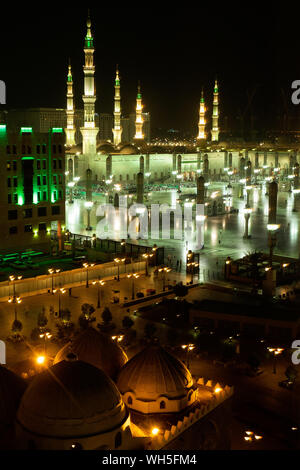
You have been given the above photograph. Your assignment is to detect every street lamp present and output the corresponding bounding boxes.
[83,262,95,288]
[127,273,139,300]
[267,347,284,374]
[48,268,61,294]
[243,207,252,239]
[92,279,105,308]
[39,331,52,354]
[8,295,22,322]
[9,275,22,301]
[84,201,93,231]
[181,343,195,368]
[53,288,66,316]
[142,253,154,276]
[114,258,125,281]
[158,267,171,291]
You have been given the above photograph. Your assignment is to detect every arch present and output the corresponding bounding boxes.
[127,396,132,405]
[159,400,166,410]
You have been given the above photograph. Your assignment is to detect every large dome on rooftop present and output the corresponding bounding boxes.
[17,359,128,440]
[53,327,128,380]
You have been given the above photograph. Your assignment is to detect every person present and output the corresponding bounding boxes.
[69,287,72,296]
[176,259,179,271]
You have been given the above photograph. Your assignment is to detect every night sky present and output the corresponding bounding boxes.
[1,5,300,133]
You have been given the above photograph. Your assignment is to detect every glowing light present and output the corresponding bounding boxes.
[36,355,45,365]
[151,428,159,436]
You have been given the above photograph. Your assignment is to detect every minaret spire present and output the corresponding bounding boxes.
[211,79,219,141]
[112,65,122,146]
[134,81,144,140]
[80,11,99,161]
[65,59,76,146]
[197,88,206,140]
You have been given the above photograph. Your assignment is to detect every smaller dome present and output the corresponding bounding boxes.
[119,144,138,155]
[17,360,128,439]
[53,328,128,379]
[117,345,193,403]
[97,141,115,154]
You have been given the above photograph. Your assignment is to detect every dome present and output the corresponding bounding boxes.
[53,328,128,379]
[17,359,128,439]
[97,141,115,154]
[0,366,26,428]
[119,144,138,155]
[117,345,194,403]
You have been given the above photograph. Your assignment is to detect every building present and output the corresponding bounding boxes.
[0,124,65,251]
[1,327,233,450]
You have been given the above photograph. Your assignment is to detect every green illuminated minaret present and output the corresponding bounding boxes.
[112,65,122,146]
[134,82,144,140]
[80,11,99,161]
[197,89,206,140]
[211,79,219,142]
[65,60,76,147]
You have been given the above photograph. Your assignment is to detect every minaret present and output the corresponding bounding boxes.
[134,82,144,140]
[65,60,76,147]
[80,12,99,160]
[211,79,219,142]
[112,65,122,146]
[197,89,206,140]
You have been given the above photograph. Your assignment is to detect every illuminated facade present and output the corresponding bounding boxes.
[112,66,122,146]
[197,90,206,140]
[80,13,99,162]
[65,61,76,147]
[134,83,144,140]
[211,80,219,142]
[0,125,65,250]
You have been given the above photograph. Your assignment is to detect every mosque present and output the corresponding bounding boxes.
[0,327,233,450]
[65,14,299,201]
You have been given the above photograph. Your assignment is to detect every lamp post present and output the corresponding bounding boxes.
[9,275,22,302]
[243,207,252,239]
[152,244,158,266]
[267,347,284,374]
[114,257,125,281]
[127,273,139,300]
[158,267,171,291]
[48,268,61,294]
[8,295,22,321]
[53,288,66,317]
[83,262,95,288]
[92,279,105,308]
[181,343,195,369]
[68,181,75,203]
[84,201,93,231]
[143,253,154,276]
[39,331,52,354]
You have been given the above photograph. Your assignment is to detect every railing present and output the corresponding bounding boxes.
[0,260,146,302]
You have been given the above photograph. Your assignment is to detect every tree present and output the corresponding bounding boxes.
[102,307,112,325]
[60,309,71,325]
[144,322,157,339]
[81,303,96,319]
[174,282,188,298]
[37,309,48,328]
[122,316,134,329]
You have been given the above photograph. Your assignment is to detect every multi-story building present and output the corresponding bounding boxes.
[0,124,65,251]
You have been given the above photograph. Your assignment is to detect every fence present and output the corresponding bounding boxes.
[0,260,146,302]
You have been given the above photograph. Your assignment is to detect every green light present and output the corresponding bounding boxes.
[21,156,34,160]
[0,124,6,133]
[18,195,24,206]
[33,193,38,204]
[115,79,120,86]
[137,93,141,99]
[21,127,32,133]
[52,128,63,133]
[51,192,56,203]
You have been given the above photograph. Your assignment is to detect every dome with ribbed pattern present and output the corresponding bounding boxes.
[117,345,193,402]
[53,328,128,380]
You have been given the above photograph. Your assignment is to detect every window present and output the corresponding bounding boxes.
[22,145,26,154]
[39,223,46,231]
[7,194,12,204]
[58,145,62,154]
[159,400,166,410]
[115,432,122,449]
[9,226,18,235]
[58,190,62,200]
[52,145,56,154]
[27,146,32,154]
[13,177,18,187]
[42,160,46,169]
[6,145,10,154]
[24,224,33,233]
[8,210,18,220]
[13,161,17,171]
[51,205,60,215]
[37,176,41,186]
[42,144,46,154]
[38,207,47,217]
[13,194,18,203]
[24,208,33,218]
[7,161,11,171]
[7,178,11,187]
[13,145,17,155]
[53,159,57,169]
[58,175,62,184]
[53,175,57,184]
[37,145,40,154]
[37,160,41,170]
[43,191,47,201]
[42,176,47,185]
[37,192,41,202]
[58,159,62,169]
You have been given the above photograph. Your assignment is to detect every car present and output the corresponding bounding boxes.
[279,380,294,390]
[136,292,145,298]
[146,288,156,296]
